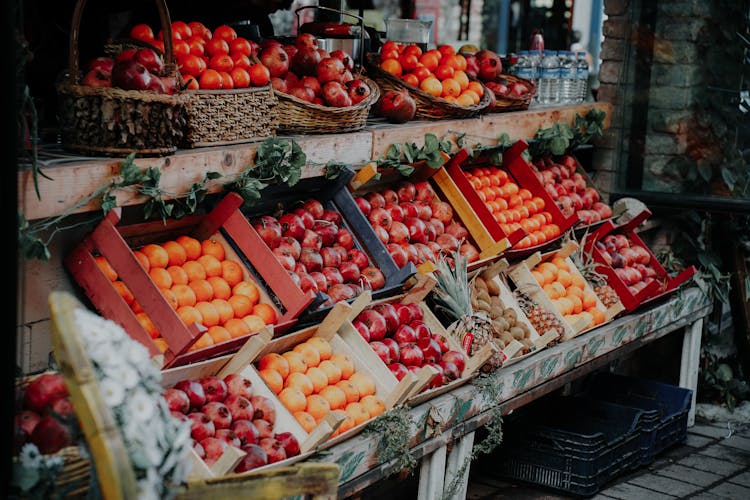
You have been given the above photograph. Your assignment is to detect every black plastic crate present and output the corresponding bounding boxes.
[486,395,645,497]
[585,372,692,459]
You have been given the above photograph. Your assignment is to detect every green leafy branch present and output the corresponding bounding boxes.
[377,133,452,176]
[364,405,417,473]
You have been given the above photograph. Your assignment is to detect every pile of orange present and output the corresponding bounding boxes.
[378,41,485,106]
[257,337,386,438]
[95,234,278,354]
[531,257,606,330]
[465,166,561,249]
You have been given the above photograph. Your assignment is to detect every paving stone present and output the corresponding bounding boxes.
[590,495,619,500]
[598,482,676,500]
[654,463,722,487]
[689,493,726,500]
[689,424,733,439]
[685,434,715,448]
[706,481,750,499]
[698,443,750,465]
[628,473,702,497]
[730,471,750,488]
[722,435,750,452]
[677,454,745,476]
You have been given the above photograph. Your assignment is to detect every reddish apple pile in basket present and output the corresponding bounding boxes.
[165,373,300,472]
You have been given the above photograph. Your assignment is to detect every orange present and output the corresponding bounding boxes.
[212,298,235,325]
[167,265,189,286]
[332,410,354,437]
[453,70,469,90]
[412,65,431,82]
[176,235,202,260]
[95,256,118,281]
[141,244,169,269]
[229,37,253,57]
[360,395,386,418]
[213,25,238,42]
[286,372,314,396]
[221,260,244,286]
[149,267,173,289]
[224,318,250,339]
[467,81,484,97]
[440,77,461,98]
[171,284,197,307]
[305,394,331,422]
[306,367,329,393]
[293,411,317,432]
[531,270,546,286]
[204,38,230,57]
[590,307,606,326]
[306,337,332,361]
[232,281,260,304]
[113,281,134,305]
[348,372,376,398]
[182,260,207,281]
[345,402,370,426]
[221,71,235,90]
[433,63,455,80]
[189,279,214,302]
[195,301,220,327]
[537,262,558,281]
[569,295,584,314]
[582,292,598,310]
[198,68,223,89]
[293,342,321,369]
[259,368,284,394]
[335,379,360,404]
[153,338,169,354]
[233,53,252,71]
[201,238,226,261]
[578,311,595,329]
[230,67,250,88]
[130,23,154,42]
[171,21,193,40]
[398,53,419,72]
[461,89,480,105]
[419,52,439,71]
[257,352,290,380]
[571,274,586,289]
[136,312,159,339]
[283,351,308,374]
[319,385,347,410]
[318,360,342,385]
[241,314,265,333]
[566,286,585,300]
[160,287,179,310]
[248,64,270,87]
[197,254,222,277]
[133,250,150,272]
[162,240,187,267]
[543,282,566,300]
[330,353,354,380]
[188,21,210,39]
[228,294,253,318]
[455,93,475,106]
[551,257,570,272]
[252,303,278,325]
[380,58,402,77]
[420,76,443,97]
[555,297,575,316]
[131,299,144,314]
[279,387,307,413]
[177,305,203,326]
[207,325,232,344]
[188,333,214,352]
[209,54,234,72]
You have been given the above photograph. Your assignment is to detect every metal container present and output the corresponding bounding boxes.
[384,18,433,51]
[296,5,367,66]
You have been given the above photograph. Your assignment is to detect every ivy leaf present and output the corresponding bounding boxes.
[203,171,222,181]
[324,161,346,180]
[721,167,737,191]
[549,136,569,155]
[396,163,416,177]
[455,132,468,148]
[424,133,439,154]
[118,153,145,186]
[403,142,416,163]
[143,199,154,220]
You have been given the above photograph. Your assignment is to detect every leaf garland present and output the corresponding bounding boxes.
[377,133,452,176]
[364,405,417,473]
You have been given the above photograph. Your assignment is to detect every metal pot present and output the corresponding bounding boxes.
[296,5,367,66]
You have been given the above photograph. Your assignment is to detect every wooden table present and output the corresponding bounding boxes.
[318,287,711,499]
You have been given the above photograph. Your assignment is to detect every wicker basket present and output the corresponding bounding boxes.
[56,0,186,157]
[276,75,380,134]
[486,74,536,112]
[365,53,491,120]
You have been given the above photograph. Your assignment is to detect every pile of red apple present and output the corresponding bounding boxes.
[353,302,467,391]
[81,46,177,94]
[251,198,386,305]
[354,181,481,267]
[531,155,613,225]
[165,373,300,472]
[595,234,660,296]
[460,48,532,100]
[262,33,371,107]
[14,372,76,455]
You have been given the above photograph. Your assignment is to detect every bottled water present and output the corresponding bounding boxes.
[515,51,536,84]
[558,51,577,104]
[576,51,589,103]
[529,49,542,103]
[538,50,560,105]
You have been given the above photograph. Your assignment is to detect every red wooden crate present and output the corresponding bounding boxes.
[65,192,313,368]
[445,140,579,260]
[582,209,696,312]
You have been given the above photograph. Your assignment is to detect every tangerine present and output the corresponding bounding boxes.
[252,303,278,325]
[318,360,342,385]
[171,284,197,307]
[197,254,222,277]
[201,238,226,260]
[188,333,214,352]
[319,385,347,410]
[221,260,245,287]
[149,267,173,289]
[279,387,307,413]
[306,337,332,360]
[293,410,317,432]
[259,368,284,394]
[335,379,360,403]
[195,301,220,327]
[420,76,443,97]
[206,276,231,300]
[167,265,189,286]
[207,325,232,344]
[95,256,118,281]
[198,68,223,89]
[232,280,260,304]
[189,279,214,302]
[212,298,235,324]
[162,241,187,267]
[224,318,250,339]
[248,64,271,87]
[360,395,386,418]
[136,312,159,339]
[241,314,265,333]
[293,342,321,368]
[160,288,179,310]
[344,402,370,426]
[305,394,331,422]
[182,260,207,281]
[113,281,134,305]
[330,353,354,379]
[380,58,402,77]
[305,367,329,393]
[348,372,376,398]
[133,250,150,271]
[175,235,202,260]
[285,372,314,396]
[283,351,308,374]
[213,25,238,41]
[177,305,203,326]
[257,353,290,379]
[228,294,253,318]
[141,244,169,269]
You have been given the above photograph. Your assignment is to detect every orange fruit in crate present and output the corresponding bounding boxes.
[555,297,574,316]
[141,244,169,269]
[232,281,260,304]
[207,325,232,344]
[201,238,226,260]
[285,372,314,396]
[221,260,244,286]
[252,303,277,325]
[361,395,386,418]
[294,411,317,432]
[348,372,376,398]
[207,276,231,300]
[380,58,402,77]
[171,284,197,307]
[257,353,290,380]
[162,241,187,267]
[95,256,118,281]
[167,266,189,286]
[319,360,342,385]
[441,78,461,98]
[241,314,265,333]
[224,318,250,339]
[582,292,598,310]
[335,380,360,404]
[330,353,354,380]
[113,281,134,305]
[195,302,220,327]
[228,294,253,318]
[153,338,168,353]
[319,385,347,411]
[293,342,320,369]
[306,367,329,393]
[136,312,159,339]
[332,410,355,436]
[345,402,370,426]
[133,250,150,272]
[212,298,234,325]
[189,279,214,302]
[556,270,573,288]
[197,254,222,277]
[189,333,214,352]
[307,337,332,361]
[176,235,202,260]
[590,308,605,326]
[177,305,203,326]
[230,67,250,88]
[160,288,179,310]
[131,299,143,314]
[279,387,306,413]
[551,256,570,271]
[220,71,234,89]
[259,368,284,394]
[182,261,206,281]
[283,351,308,374]
[543,282,565,300]
[566,286,584,301]
[306,394,331,422]
[571,273,586,289]
[149,267,173,289]
[568,295,584,314]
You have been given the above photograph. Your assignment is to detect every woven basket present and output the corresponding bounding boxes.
[276,75,380,134]
[56,0,186,157]
[486,74,536,112]
[365,53,491,120]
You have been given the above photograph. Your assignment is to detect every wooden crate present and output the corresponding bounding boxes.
[583,209,696,312]
[239,166,416,330]
[65,192,312,368]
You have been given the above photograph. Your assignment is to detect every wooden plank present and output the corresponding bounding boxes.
[209,446,246,477]
[216,327,273,378]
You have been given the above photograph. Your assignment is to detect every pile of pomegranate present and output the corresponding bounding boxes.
[81,46,177,94]
[595,234,660,296]
[15,372,76,455]
[165,373,300,472]
[353,180,482,267]
[353,302,467,391]
[250,198,386,305]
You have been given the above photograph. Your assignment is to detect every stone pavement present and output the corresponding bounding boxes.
[466,419,750,499]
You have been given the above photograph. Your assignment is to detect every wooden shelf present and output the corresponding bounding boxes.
[18,102,611,221]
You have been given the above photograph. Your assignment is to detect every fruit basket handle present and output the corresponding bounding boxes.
[294,5,366,69]
[67,0,175,84]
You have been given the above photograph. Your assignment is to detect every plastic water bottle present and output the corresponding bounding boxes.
[529,49,542,103]
[538,50,560,105]
[558,51,577,104]
[515,51,535,84]
[576,51,590,103]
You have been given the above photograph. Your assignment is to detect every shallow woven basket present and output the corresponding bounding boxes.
[275,75,380,134]
[365,53,491,120]
[486,73,536,112]
[56,0,186,157]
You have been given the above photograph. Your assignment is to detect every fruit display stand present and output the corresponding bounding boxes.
[583,209,697,312]
[65,192,313,368]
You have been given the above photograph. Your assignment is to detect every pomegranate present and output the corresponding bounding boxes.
[377,89,416,124]
[322,81,352,107]
[292,48,321,76]
[317,57,347,84]
[259,44,290,78]
[111,59,152,91]
[346,79,371,105]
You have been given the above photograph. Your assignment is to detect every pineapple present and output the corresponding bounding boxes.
[572,233,621,308]
[431,249,504,372]
[513,286,566,345]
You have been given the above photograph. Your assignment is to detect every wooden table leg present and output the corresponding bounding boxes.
[418,444,447,500]
[444,432,475,500]
[680,317,704,427]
